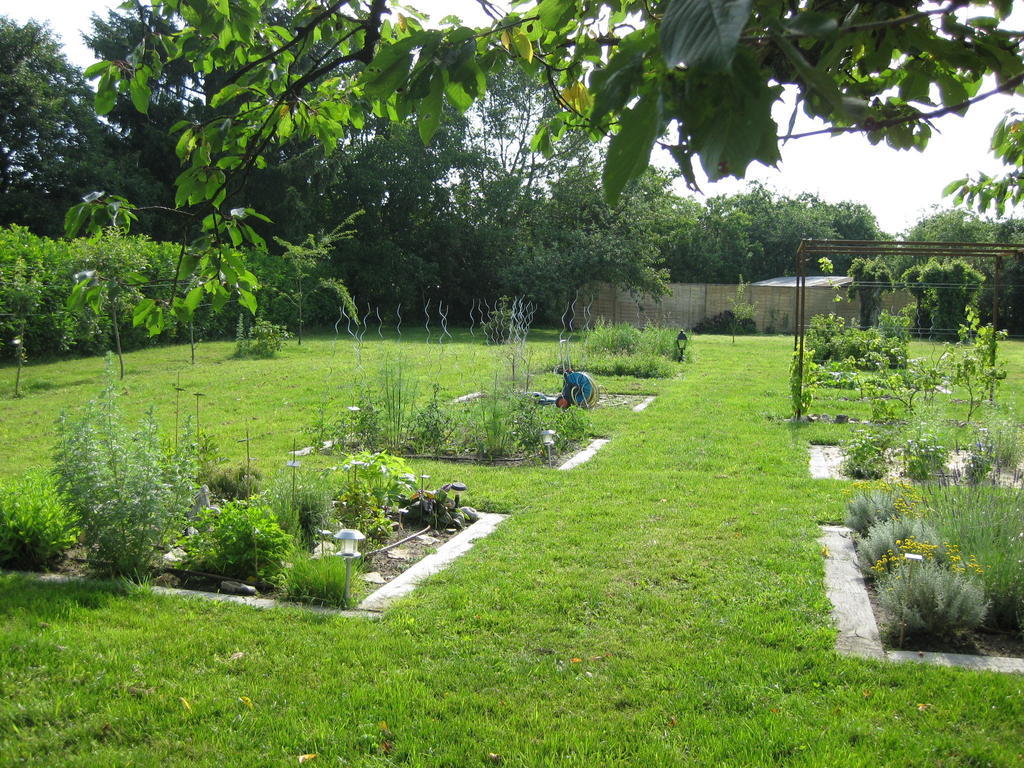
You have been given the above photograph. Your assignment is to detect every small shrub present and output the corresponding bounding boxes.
[841,427,893,480]
[0,471,78,569]
[410,386,461,455]
[582,353,675,379]
[975,406,1022,469]
[693,310,755,335]
[900,433,949,482]
[335,485,393,544]
[844,490,897,536]
[878,562,988,642]
[264,468,333,548]
[963,438,994,485]
[481,296,514,344]
[187,501,293,582]
[205,464,261,501]
[858,517,943,575]
[340,452,414,512]
[550,406,593,453]
[286,553,357,607]
[472,388,517,458]
[920,484,1024,630]
[54,363,197,577]
[332,398,383,452]
[235,317,291,358]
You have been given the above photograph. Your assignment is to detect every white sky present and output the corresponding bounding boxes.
[5,0,1022,234]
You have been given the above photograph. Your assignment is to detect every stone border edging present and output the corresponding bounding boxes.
[632,396,656,412]
[4,513,509,619]
[358,513,507,611]
[558,438,610,471]
[819,525,1024,674]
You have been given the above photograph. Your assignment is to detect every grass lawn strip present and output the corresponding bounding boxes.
[2,335,1024,766]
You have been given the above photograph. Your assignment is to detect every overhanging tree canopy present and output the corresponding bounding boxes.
[68,0,1024,333]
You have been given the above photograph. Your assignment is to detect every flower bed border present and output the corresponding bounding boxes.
[3,514,508,618]
[818,525,1024,674]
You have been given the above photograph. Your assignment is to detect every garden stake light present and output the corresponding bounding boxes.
[333,528,365,607]
[448,482,467,508]
[11,338,23,398]
[541,430,557,466]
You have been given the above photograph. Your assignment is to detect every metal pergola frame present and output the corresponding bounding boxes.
[792,239,1024,418]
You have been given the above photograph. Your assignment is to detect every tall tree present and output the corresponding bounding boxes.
[0,17,111,236]
[70,1,1024,330]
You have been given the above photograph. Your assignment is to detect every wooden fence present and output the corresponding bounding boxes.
[590,282,913,333]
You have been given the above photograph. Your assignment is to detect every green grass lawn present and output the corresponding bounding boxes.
[2,333,1023,767]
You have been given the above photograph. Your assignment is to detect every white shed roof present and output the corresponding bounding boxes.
[752,275,853,288]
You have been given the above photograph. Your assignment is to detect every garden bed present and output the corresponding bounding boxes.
[808,444,1022,485]
[820,526,1024,673]
[12,513,506,615]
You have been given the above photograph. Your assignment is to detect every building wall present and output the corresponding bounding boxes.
[591,283,913,332]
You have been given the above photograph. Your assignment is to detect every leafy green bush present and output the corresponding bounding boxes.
[187,502,292,582]
[581,353,675,378]
[975,406,1022,469]
[264,468,333,548]
[581,321,678,359]
[841,427,893,480]
[234,317,291,358]
[481,296,514,344]
[471,388,517,459]
[0,471,79,569]
[335,485,393,544]
[410,387,462,455]
[286,553,357,607]
[878,562,988,642]
[205,464,261,501]
[340,452,414,512]
[900,433,949,482]
[53,364,197,577]
[858,517,943,575]
[844,490,897,536]
[550,406,593,454]
[920,484,1024,630]
[805,313,907,369]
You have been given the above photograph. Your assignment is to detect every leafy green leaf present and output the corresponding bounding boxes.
[95,78,117,115]
[132,298,157,327]
[183,285,204,313]
[238,289,257,315]
[130,73,151,114]
[417,74,445,145]
[660,0,753,71]
[537,0,576,30]
[785,11,838,38]
[602,94,662,206]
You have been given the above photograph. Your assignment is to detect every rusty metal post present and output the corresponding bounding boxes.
[794,242,807,418]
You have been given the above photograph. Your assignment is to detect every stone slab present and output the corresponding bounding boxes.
[451,391,484,403]
[558,438,610,471]
[632,396,657,413]
[358,513,507,612]
[809,445,845,480]
[819,525,885,659]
